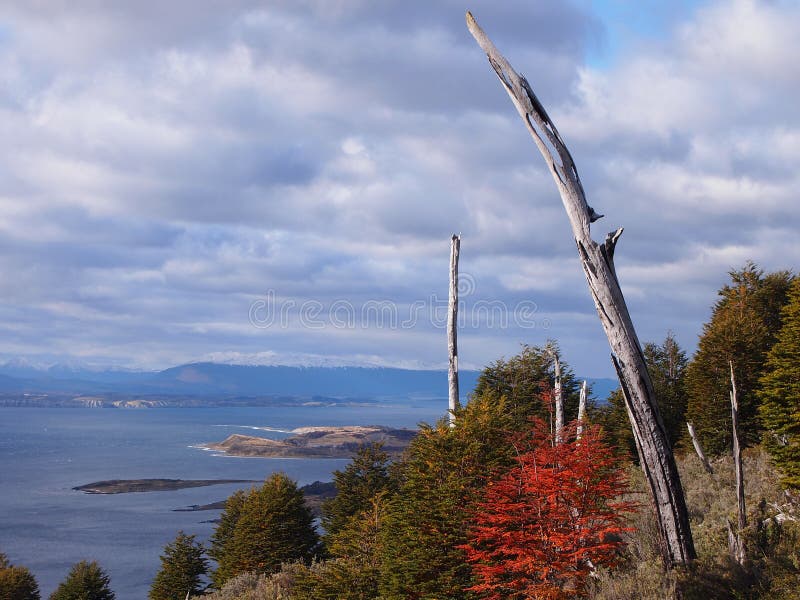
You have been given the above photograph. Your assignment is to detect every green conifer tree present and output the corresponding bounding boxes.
[379,389,522,600]
[49,561,114,600]
[0,553,40,600]
[208,489,245,588]
[148,532,207,600]
[758,278,800,488]
[322,443,394,546]
[380,422,479,600]
[213,473,319,584]
[644,333,689,449]
[685,263,793,455]
[473,343,582,429]
[595,388,638,461]
[292,493,389,600]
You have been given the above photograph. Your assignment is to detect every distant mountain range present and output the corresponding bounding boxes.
[0,360,618,405]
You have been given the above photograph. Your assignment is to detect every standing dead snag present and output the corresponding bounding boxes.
[729,361,747,566]
[546,345,564,443]
[577,380,587,439]
[448,234,461,426]
[466,12,696,566]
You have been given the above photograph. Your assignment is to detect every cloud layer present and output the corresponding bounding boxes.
[0,1,797,375]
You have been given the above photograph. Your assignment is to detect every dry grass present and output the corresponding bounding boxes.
[588,446,799,600]
[192,564,304,600]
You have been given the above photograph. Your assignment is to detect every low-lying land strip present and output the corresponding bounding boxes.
[173,481,337,517]
[73,478,257,494]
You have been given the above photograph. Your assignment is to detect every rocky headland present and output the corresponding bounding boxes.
[206,425,416,458]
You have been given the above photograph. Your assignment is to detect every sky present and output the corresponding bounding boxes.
[0,0,798,376]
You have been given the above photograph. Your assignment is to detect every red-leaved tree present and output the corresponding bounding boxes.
[461,419,635,599]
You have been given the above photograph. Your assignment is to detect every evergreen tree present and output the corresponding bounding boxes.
[595,389,638,462]
[49,561,114,600]
[473,343,583,430]
[322,443,394,546]
[379,390,522,600]
[596,333,688,462]
[0,553,40,600]
[758,278,800,488]
[293,493,389,599]
[208,489,245,588]
[379,422,478,600]
[212,473,319,585]
[148,532,208,600]
[685,263,793,455]
[296,442,396,599]
[644,333,689,449]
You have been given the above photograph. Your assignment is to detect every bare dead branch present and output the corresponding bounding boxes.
[686,422,714,475]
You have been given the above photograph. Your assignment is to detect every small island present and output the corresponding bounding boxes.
[174,481,337,517]
[73,478,257,494]
[206,425,416,458]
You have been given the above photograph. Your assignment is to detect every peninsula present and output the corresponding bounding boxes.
[206,425,416,458]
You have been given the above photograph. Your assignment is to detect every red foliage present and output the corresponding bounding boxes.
[461,419,636,599]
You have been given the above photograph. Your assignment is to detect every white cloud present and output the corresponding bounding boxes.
[0,0,796,377]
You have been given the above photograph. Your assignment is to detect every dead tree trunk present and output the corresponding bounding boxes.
[686,422,714,475]
[547,347,564,443]
[577,380,587,439]
[467,11,696,566]
[729,361,747,566]
[448,234,461,427]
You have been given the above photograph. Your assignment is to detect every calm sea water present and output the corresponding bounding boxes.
[0,403,444,599]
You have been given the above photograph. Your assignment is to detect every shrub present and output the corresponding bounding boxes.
[462,420,635,599]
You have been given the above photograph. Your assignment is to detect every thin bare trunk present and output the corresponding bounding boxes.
[730,361,746,566]
[448,234,460,426]
[686,422,714,475]
[577,380,587,439]
[466,12,695,566]
[550,349,564,443]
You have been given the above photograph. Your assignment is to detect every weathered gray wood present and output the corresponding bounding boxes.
[686,422,714,475]
[448,234,461,426]
[577,379,587,439]
[729,361,747,566]
[547,345,564,442]
[466,11,696,566]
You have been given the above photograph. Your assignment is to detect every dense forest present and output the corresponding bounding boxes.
[2,263,799,599]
